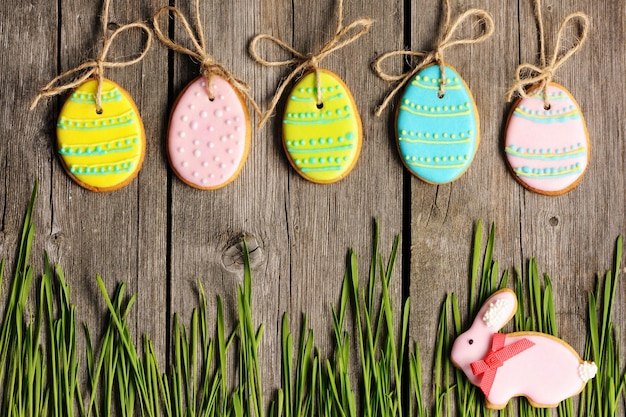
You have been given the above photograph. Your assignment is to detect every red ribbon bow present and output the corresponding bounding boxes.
[470,333,535,397]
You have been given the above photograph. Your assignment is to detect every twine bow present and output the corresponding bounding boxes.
[505,0,589,109]
[30,0,152,113]
[470,333,535,397]
[372,0,493,116]
[153,0,261,117]
[249,0,374,128]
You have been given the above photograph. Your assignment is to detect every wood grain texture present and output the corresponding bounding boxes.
[0,0,624,413]
[408,0,522,401]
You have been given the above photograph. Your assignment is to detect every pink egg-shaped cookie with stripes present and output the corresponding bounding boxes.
[504,83,589,195]
[168,76,250,190]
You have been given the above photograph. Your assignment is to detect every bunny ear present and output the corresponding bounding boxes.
[474,288,518,331]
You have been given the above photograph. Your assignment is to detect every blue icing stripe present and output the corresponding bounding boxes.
[505,144,586,161]
[513,106,580,123]
[396,64,478,184]
[514,163,583,179]
[283,113,352,125]
[57,110,136,130]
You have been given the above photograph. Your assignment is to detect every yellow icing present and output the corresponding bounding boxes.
[283,70,362,183]
[57,79,145,191]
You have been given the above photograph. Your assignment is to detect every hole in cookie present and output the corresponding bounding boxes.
[544,104,551,110]
[468,339,474,345]
[95,108,103,115]
[316,102,324,109]
[437,91,445,99]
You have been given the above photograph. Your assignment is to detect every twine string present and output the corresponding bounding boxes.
[249,0,374,128]
[372,0,493,116]
[505,0,589,108]
[30,0,152,112]
[153,0,261,117]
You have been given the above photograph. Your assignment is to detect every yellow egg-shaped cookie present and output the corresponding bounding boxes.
[282,69,362,184]
[56,79,145,192]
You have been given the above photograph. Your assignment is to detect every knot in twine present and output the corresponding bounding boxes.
[30,0,152,112]
[153,1,261,117]
[505,1,589,109]
[372,0,493,116]
[249,0,374,128]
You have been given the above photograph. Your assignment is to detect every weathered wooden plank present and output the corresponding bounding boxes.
[516,0,626,355]
[409,0,523,398]
[0,0,57,281]
[167,0,293,395]
[409,0,626,408]
[280,0,405,362]
[49,0,168,362]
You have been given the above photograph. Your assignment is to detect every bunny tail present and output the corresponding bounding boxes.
[578,361,598,383]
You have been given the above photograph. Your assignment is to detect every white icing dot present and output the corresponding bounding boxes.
[224,106,230,112]
[215,110,223,117]
[236,126,242,132]
[201,178,209,184]
[202,161,209,167]
[181,115,188,122]
[234,116,241,122]
[210,173,215,179]
[181,161,188,167]
[220,136,227,142]
[188,104,195,110]
[200,111,208,118]
[208,126,215,132]
[229,134,235,140]
[208,142,215,148]
[194,150,202,158]
[220,163,226,169]
[225,119,232,125]
[179,131,186,138]
[201,81,206,87]
[178,147,185,153]
[193,140,200,146]
[231,159,237,165]
[220,174,225,179]
[193,171,199,177]
[190,121,199,130]
[212,84,218,90]
[195,91,201,97]
[219,95,225,100]
[214,156,220,162]
[227,148,234,154]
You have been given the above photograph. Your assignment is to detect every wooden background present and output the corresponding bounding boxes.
[0,0,624,410]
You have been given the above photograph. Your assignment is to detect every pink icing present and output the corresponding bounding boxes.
[505,84,588,193]
[168,76,249,189]
[451,289,594,409]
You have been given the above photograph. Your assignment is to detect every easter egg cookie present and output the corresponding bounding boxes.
[504,83,589,195]
[282,69,362,184]
[396,64,479,184]
[168,76,250,190]
[56,79,145,192]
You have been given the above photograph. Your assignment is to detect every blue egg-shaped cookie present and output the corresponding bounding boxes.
[396,64,479,184]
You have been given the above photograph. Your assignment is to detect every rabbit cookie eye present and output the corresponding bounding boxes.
[468,339,474,345]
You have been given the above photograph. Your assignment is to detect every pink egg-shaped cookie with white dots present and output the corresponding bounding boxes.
[168,75,250,190]
[504,83,589,195]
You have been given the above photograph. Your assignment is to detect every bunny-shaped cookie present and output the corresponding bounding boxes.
[450,288,597,409]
